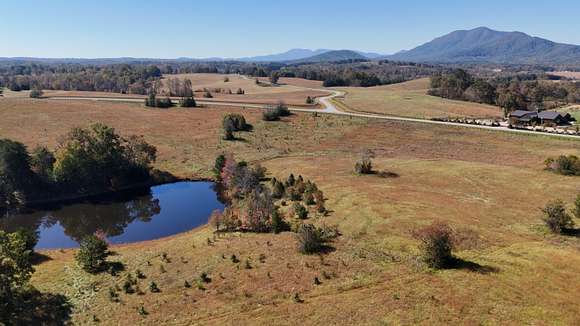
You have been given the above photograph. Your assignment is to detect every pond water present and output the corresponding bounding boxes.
[0,182,224,249]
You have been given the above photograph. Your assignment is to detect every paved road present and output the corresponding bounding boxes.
[47,84,580,140]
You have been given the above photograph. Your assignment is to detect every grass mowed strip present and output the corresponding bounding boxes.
[1,97,579,324]
[336,78,503,119]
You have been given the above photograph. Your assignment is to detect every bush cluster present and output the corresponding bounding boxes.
[262,102,290,121]
[222,113,249,140]
[545,155,580,176]
[542,199,576,234]
[3,129,156,209]
[145,93,173,108]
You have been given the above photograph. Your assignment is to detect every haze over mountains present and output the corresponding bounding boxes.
[3,28,580,65]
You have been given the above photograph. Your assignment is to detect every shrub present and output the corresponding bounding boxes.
[179,96,196,107]
[262,102,290,121]
[199,272,211,283]
[274,101,290,117]
[262,108,280,121]
[155,97,173,108]
[314,190,326,213]
[223,123,235,141]
[223,113,247,131]
[272,181,285,199]
[149,281,160,293]
[286,174,296,187]
[236,88,245,95]
[306,96,314,104]
[304,192,316,206]
[354,149,374,174]
[29,89,43,98]
[213,154,226,179]
[545,155,580,176]
[293,203,308,219]
[136,269,146,279]
[203,91,213,98]
[542,200,574,234]
[297,224,324,254]
[75,235,110,273]
[271,209,287,234]
[415,222,455,269]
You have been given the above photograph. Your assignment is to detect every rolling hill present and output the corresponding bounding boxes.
[289,50,368,64]
[387,27,580,64]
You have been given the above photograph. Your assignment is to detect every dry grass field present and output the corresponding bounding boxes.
[163,74,330,106]
[4,74,330,107]
[1,97,579,324]
[336,78,503,119]
[548,71,580,80]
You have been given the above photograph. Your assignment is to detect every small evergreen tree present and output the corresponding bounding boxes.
[272,181,285,199]
[271,209,285,234]
[214,154,226,179]
[75,235,110,273]
[293,202,308,219]
[297,224,324,254]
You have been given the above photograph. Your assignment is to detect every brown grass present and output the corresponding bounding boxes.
[336,78,503,119]
[548,71,580,80]
[164,74,329,106]
[1,97,579,324]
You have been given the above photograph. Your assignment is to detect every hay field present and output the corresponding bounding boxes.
[0,98,579,324]
[336,78,503,119]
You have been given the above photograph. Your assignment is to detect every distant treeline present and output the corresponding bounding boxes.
[429,69,580,113]
[0,59,444,94]
[0,63,163,94]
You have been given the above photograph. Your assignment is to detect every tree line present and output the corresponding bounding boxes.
[0,123,157,210]
[429,69,580,114]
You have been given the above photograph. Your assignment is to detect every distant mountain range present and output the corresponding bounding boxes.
[239,49,382,62]
[0,49,383,65]
[3,28,580,65]
[386,27,580,65]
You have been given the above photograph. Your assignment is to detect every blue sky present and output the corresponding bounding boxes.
[1,0,580,58]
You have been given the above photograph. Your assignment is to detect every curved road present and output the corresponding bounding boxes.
[46,82,579,140]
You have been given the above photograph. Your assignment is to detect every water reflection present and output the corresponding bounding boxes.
[0,182,223,249]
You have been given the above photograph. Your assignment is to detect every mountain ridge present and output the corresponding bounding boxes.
[386,27,580,64]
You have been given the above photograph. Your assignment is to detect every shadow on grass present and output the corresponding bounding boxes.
[560,227,580,237]
[359,170,400,178]
[31,252,52,265]
[447,257,500,274]
[7,290,73,326]
[107,261,126,276]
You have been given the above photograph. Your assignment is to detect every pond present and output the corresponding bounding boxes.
[0,182,224,249]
